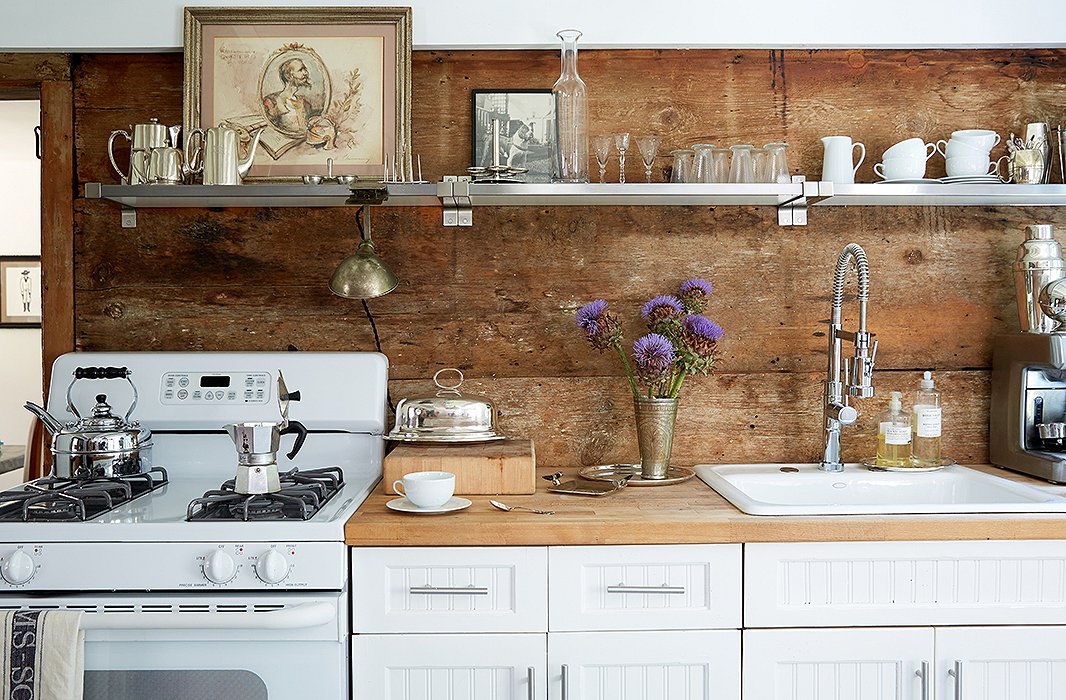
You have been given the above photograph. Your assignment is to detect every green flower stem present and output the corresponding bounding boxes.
[613,342,641,399]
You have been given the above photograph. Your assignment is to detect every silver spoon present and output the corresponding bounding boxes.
[489,499,555,515]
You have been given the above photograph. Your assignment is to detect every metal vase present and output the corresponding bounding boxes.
[633,396,678,480]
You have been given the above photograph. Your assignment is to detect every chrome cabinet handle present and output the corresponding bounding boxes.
[408,585,488,595]
[915,661,930,700]
[606,584,686,595]
[561,664,569,700]
[948,660,963,700]
[527,666,535,700]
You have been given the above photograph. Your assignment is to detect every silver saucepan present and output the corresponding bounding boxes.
[24,366,153,480]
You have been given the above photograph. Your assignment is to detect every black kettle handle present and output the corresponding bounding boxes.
[281,420,308,461]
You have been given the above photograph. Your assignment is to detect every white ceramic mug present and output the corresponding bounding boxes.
[945,155,996,177]
[821,136,865,184]
[393,471,455,508]
[874,155,926,180]
[883,138,936,161]
[950,129,1000,151]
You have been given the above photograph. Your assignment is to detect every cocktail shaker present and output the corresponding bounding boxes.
[1014,224,1066,333]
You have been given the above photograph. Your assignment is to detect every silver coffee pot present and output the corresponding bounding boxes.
[223,371,306,494]
[185,125,265,185]
[107,118,172,185]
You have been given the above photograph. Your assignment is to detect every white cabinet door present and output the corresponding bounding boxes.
[547,630,740,700]
[743,628,933,700]
[936,626,1066,700]
[352,633,546,700]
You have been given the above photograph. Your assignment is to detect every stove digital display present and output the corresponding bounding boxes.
[200,375,231,387]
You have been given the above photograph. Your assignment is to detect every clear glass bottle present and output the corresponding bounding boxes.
[551,29,589,183]
[876,390,912,468]
[911,371,942,467]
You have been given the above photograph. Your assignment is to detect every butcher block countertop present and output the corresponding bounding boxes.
[344,465,1066,546]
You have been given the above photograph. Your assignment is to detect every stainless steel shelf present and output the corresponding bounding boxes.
[464,182,805,206]
[814,183,1066,207]
[84,182,441,208]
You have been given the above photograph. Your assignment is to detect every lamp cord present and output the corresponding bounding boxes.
[361,298,395,414]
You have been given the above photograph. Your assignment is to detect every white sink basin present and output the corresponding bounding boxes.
[694,463,1066,515]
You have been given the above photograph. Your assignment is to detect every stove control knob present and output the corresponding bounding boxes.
[255,550,289,584]
[2,550,35,585]
[203,549,237,584]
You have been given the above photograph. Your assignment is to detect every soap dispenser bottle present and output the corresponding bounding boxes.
[911,371,942,468]
[876,391,912,468]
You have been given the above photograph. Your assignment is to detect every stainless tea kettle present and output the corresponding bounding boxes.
[185,125,266,185]
[24,366,153,480]
[107,118,172,185]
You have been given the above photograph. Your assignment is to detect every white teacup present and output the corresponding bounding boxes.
[937,138,989,159]
[393,471,455,509]
[874,155,926,180]
[883,138,936,161]
[950,129,1000,151]
[945,155,996,177]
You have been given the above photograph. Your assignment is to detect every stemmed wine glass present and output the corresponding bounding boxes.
[636,136,661,182]
[592,135,613,183]
[614,132,631,184]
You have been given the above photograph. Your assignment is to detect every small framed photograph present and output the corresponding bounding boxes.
[0,257,42,328]
[184,6,412,182]
[471,89,555,183]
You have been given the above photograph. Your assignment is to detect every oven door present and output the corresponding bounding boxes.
[1,592,346,700]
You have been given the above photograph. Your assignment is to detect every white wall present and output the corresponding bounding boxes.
[0,100,42,446]
[0,0,1063,52]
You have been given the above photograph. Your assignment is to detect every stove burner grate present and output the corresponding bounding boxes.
[186,467,345,522]
[0,467,168,522]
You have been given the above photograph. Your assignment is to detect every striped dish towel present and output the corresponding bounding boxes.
[0,610,84,700]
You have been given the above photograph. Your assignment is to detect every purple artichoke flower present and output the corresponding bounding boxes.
[678,278,713,313]
[640,295,684,326]
[632,333,675,382]
[683,314,724,358]
[576,299,622,350]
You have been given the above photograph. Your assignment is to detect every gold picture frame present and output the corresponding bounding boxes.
[183,6,412,182]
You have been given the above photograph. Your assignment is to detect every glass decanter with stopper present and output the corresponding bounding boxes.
[551,29,589,183]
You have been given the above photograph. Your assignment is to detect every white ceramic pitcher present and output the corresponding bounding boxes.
[821,136,866,184]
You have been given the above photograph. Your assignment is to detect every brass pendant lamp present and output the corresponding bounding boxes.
[328,205,399,299]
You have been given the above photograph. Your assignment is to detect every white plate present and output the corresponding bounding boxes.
[939,175,1002,184]
[385,496,472,515]
[873,178,939,184]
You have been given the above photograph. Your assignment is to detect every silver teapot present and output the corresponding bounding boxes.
[185,125,265,185]
[107,118,172,185]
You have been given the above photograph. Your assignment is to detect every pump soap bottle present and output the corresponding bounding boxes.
[911,371,942,468]
[876,391,912,468]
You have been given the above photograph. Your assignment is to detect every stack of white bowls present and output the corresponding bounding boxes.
[937,130,1001,177]
[873,138,936,180]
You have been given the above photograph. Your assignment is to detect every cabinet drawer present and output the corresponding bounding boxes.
[746,541,1066,627]
[351,547,547,633]
[548,544,742,631]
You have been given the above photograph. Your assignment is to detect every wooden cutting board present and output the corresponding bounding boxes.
[383,439,536,495]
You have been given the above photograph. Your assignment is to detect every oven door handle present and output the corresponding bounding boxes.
[79,601,336,630]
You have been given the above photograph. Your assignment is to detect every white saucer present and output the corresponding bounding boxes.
[939,175,1002,184]
[873,178,938,184]
[386,496,472,515]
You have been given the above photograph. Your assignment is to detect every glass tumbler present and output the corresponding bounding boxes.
[709,147,731,183]
[752,147,770,183]
[691,143,716,183]
[728,144,756,183]
[764,142,791,184]
[669,149,695,183]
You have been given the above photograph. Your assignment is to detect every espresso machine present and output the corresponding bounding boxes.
[224,371,307,494]
[990,224,1066,483]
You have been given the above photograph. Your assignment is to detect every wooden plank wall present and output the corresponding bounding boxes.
[70,49,1066,468]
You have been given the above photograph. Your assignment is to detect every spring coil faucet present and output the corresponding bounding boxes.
[821,243,878,472]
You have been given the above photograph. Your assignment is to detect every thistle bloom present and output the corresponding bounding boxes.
[683,314,724,358]
[576,299,622,350]
[632,333,675,382]
[640,295,684,325]
[678,278,713,313]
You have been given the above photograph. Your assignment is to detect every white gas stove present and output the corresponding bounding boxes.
[0,351,387,700]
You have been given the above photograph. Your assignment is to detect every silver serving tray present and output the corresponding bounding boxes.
[384,430,507,443]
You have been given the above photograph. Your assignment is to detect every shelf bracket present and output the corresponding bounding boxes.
[439,177,472,227]
[120,206,137,229]
[776,176,815,226]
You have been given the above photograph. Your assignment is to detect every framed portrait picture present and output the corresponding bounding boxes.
[0,257,42,328]
[184,6,412,182]
[471,90,555,183]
